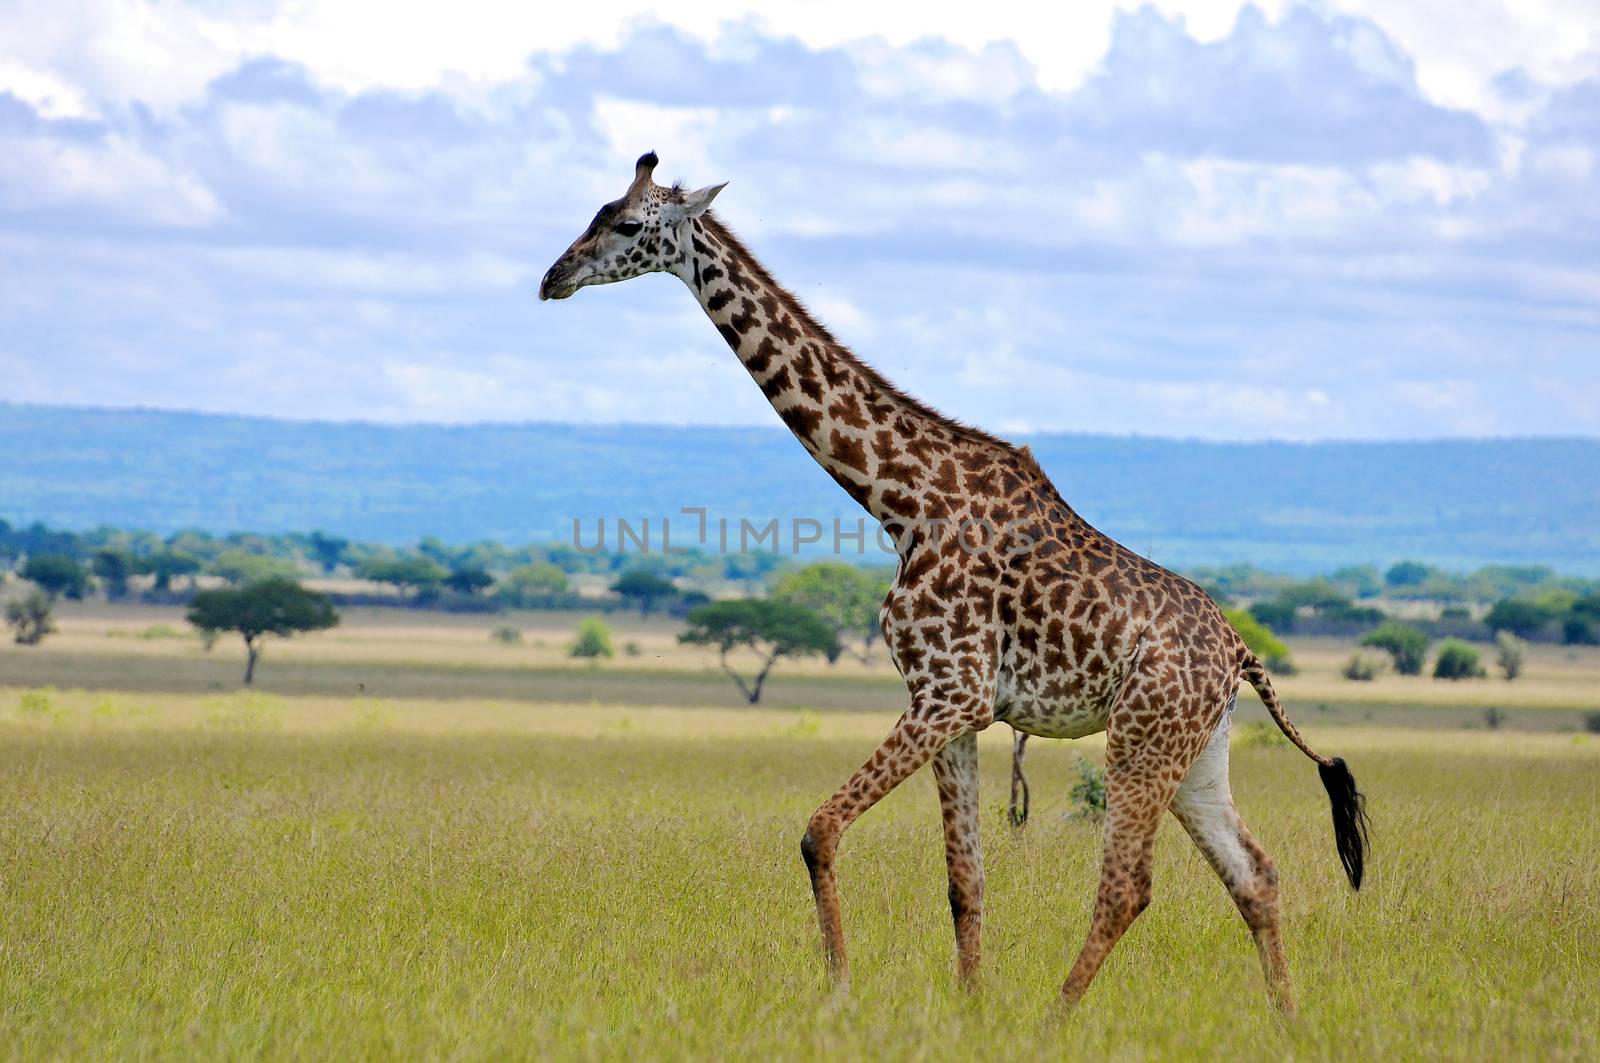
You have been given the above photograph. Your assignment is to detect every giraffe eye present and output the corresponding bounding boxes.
[614,220,644,237]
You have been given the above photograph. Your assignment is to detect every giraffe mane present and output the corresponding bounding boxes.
[698,210,1043,473]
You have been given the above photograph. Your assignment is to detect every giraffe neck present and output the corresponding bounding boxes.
[674,213,977,525]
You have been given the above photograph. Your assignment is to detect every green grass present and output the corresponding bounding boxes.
[2,690,1597,1060]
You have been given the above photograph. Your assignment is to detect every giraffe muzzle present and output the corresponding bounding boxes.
[539,263,578,301]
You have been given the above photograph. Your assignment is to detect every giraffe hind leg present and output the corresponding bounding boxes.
[1169,711,1295,1013]
[1008,730,1030,827]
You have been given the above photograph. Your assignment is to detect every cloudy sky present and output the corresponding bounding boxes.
[2,1,1597,439]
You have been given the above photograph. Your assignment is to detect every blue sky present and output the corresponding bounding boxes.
[1,1,1597,439]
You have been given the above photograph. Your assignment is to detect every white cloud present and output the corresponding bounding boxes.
[6,1,1599,121]
[590,97,725,184]
[0,56,98,118]
[0,4,1596,440]
[0,0,242,113]
[0,132,221,225]
[808,294,875,341]
[203,246,531,297]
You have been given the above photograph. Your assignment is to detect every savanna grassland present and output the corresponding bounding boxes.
[3,609,1599,1060]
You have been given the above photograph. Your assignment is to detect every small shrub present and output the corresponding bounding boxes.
[5,590,56,645]
[570,617,615,659]
[1342,652,1384,681]
[785,710,821,737]
[137,623,186,640]
[1067,758,1106,820]
[1583,712,1600,735]
[1483,706,1505,730]
[490,626,522,645]
[18,688,56,717]
[623,640,643,657]
[1494,632,1526,681]
[1361,621,1429,676]
[1439,605,1471,621]
[1433,640,1486,680]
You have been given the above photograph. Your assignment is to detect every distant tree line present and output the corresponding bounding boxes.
[1192,558,1600,648]
[5,516,1598,656]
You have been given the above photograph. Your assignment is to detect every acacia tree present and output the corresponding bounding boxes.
[92,547,137,600]
[1385,560,1433,588]
[1484,598,1556,639]
[501,562,570,606]
[147,550,202,593]
[186,578,338,684]
[357,556,448,598]
[21,554,90,600]
[611,569,677,616]
[445,565,494,595]
[679,599,836,704]
[771,562,888,664]
[212,549,299,586]
[306,531,349,575]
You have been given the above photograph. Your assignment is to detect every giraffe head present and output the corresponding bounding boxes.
[539,151,726,301]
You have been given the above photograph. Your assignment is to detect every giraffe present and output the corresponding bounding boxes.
[540,153,1369,1011]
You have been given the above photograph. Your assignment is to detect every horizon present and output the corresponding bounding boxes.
[6,400,1597,447]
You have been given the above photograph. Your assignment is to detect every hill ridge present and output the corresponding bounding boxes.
[3,403,1597,574]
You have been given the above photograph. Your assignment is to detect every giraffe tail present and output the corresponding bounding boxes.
[1242,655,1371,890]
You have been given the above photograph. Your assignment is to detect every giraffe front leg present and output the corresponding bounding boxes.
[932,730,983,985]
[801,707,966,984]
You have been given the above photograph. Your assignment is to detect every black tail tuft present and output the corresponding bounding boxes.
[1318,757,1370,889]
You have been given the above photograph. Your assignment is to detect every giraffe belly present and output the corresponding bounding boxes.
[994,680,1112,740]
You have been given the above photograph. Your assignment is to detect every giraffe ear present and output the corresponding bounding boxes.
[674,182,727,220]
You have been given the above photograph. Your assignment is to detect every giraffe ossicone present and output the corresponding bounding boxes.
[541,152,1370,1011]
